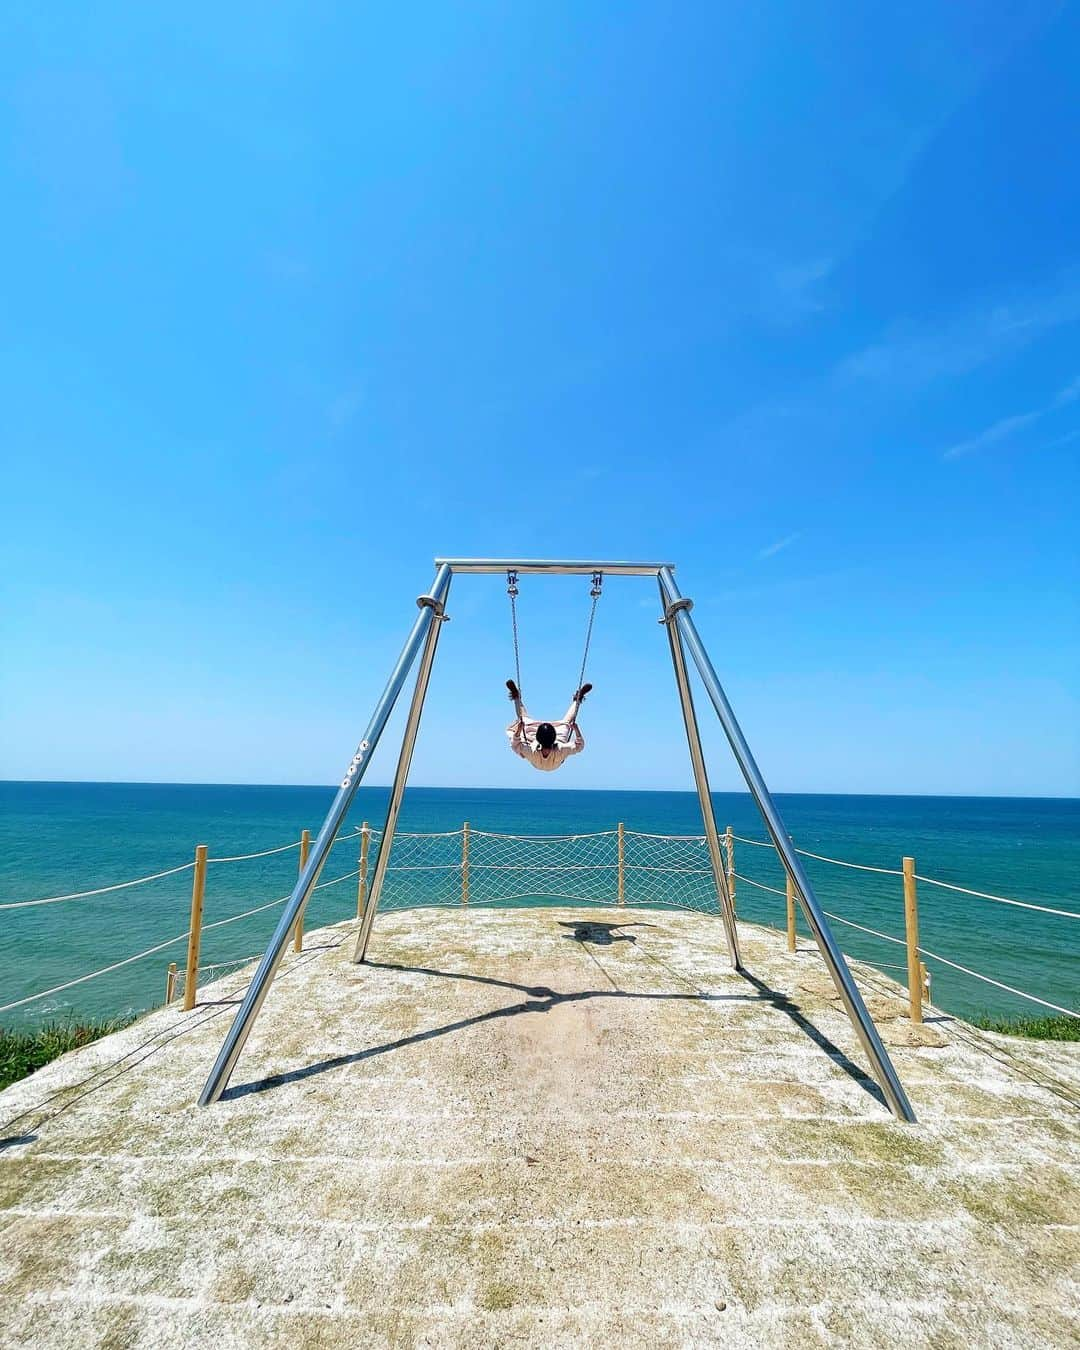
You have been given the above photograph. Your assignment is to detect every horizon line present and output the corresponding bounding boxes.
[1,778,1077,802]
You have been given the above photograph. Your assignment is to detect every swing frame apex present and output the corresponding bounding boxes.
[434,558,674,576]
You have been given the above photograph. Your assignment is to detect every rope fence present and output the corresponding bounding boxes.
[3,819,1076,1028]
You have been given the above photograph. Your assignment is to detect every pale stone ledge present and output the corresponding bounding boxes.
[1,907,1077,1348]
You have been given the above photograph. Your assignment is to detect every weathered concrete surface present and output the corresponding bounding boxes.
[0,906,1077,1349]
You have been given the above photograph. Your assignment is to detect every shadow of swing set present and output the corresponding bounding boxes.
[197,558,917,1123]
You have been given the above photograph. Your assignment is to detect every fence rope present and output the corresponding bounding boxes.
[0,862,196,911]
[470,829,617,840]
[796,847,903,876]
[733,832,904,872]
[207,841,301,864]
[917,945,1079,1019]
[914,874,1079,920]
[733,872,787,898]
[0,929,193,1014]
[821,911,908,948]
[626,831,710,842]
[733,834,1075,907]
[2,865,368,1014]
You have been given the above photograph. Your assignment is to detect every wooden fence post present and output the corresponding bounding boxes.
[356,822,370,920]
[724,826,736,914]
[461,822,470,906]
[903,856,922,1024]
[786,872,797,951]
[165,961,178,1005]
[617,821,626,906]
[293,828,311,953]
[183,844,208,1011]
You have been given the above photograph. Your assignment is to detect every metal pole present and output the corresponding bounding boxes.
[657,567,915,1123]
[434,558,673,576]
[660,581,741,968]
[461,822,470,906]
[617,821,625,906]
[352,570,452,963]
[198,564,452,1106]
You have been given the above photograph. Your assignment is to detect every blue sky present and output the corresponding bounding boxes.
[1,2,1077,796]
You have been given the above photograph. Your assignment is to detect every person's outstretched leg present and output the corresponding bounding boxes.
[507,679,526,724]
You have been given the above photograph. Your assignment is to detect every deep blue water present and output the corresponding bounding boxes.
[1,781,1076,1028]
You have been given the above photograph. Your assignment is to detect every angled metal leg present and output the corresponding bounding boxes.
[198,565,452,1106]
[657,568,916,1123]
[353,572,451,963]
[660,577,741,969]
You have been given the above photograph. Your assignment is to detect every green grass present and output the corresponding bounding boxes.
[0,1017,134,1092]
[971,1013,1080,1041]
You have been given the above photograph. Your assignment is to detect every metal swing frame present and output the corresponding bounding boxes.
[198,558,916,1122]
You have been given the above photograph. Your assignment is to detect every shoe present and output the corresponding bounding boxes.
[574,682,593,702]
[506,679,521,701]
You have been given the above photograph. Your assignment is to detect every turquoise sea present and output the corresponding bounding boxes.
[1,781,1076,1029]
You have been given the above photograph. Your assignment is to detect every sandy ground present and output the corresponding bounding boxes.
[0,905,1077,1349]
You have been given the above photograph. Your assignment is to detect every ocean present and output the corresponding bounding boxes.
[1,781,1076,1030]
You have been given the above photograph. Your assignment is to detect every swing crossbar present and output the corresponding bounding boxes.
[434,558,674,576]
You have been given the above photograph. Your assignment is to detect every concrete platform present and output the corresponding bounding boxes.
[1,906,1077,1348]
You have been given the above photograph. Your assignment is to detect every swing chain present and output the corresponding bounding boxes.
[575,572,603,698]
[507,570,522,695]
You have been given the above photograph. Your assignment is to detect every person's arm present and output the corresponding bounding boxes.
[565,724,585,756]
[510,721,532,759]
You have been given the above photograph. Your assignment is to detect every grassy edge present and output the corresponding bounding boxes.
[970,1013,1080,1042]
[0,1016,136,1092]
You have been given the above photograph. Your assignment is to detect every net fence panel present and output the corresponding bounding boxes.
[467,830,618,906]
[377,829,465,909]
[372,829,723,914]
[623,832,719,913]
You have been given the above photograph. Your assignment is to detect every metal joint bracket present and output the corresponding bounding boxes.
[659,597,694,625]
[416,594,449,620]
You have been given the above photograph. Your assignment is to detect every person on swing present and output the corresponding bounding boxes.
[505,679,592,771]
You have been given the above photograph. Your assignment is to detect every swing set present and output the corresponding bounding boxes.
[197,558,916,1122]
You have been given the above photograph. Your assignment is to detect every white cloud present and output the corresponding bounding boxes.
[942,375,1080,460]
[837,272,1080,391]
[758,532,801,560]
[1044,429,1080,451]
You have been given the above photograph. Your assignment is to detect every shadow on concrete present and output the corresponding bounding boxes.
[227,955,887,1113]
[738,970,886,1108]
[225,966,763,1101]
[558,921,648,946]
[0,1133,37,1153]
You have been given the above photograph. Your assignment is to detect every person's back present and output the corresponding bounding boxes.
[505,680,591,772]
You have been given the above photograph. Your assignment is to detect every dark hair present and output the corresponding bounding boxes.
[535,722,557,749]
